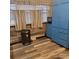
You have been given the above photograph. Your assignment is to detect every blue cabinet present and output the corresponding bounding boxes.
[46,0,69,48]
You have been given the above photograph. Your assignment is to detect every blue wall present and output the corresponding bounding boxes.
[46,0,69,48]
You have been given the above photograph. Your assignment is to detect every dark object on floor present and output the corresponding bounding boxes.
[21,29,32,45]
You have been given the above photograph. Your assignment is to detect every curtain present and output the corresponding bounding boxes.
[31,10,43,28]
[15,10,26,31]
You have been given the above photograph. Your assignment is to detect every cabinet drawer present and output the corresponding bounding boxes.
[59,29,68,34]
[59,34,68,41]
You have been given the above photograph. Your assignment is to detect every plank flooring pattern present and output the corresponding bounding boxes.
[11,37,69,59]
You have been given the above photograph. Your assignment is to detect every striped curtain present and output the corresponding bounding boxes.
[15,10,26,31]
[31,10,43,29]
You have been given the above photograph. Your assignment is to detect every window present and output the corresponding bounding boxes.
[41,9,48,23]
[10,10,16,26]
[25,11,32,24]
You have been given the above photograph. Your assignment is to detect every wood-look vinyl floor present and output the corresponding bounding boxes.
[11,37,69,59]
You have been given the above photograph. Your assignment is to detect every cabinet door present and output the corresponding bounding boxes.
[53,0,61,5]
[61,0,69,3]
[52,4,61,27]
[58,2,69,40]
[46,24,52,38]
[58,31,69,41]
[59,3,69,29]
